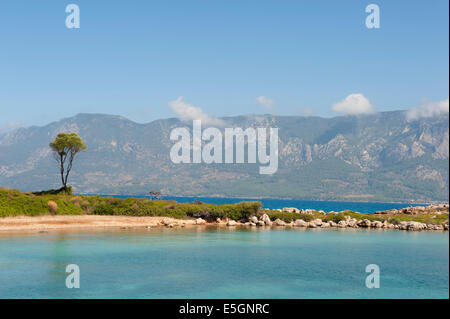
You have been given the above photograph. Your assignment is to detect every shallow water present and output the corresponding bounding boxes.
[0,227,448,299]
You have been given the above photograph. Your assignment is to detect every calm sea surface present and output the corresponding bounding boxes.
[0,227,448,298]
[104,195,423,214]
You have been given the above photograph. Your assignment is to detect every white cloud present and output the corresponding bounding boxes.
[168,96,224,126]
[332,93,375,115]
[256,96,275,110]
[406,98,449,121]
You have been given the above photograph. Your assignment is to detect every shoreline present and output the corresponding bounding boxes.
[1,188,448,234]
[0,215,196,233]
[1,214,448,234]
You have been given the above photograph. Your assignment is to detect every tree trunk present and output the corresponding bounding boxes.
[60,153,66,189]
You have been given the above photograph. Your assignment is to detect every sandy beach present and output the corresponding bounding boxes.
[1,211,448,234]
[0,215,198,232]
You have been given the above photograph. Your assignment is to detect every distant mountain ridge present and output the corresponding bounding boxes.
[0,111,448,202]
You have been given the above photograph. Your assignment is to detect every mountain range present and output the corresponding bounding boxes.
[0,111,448,202]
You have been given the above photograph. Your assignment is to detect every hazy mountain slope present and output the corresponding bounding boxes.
[0,111,448,202]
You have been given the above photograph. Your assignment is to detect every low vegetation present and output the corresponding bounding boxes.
[1,188,447,225]
[265,209,449,225]
[0,187,83,217]
[0,187,260,220]
[265,212,317,223]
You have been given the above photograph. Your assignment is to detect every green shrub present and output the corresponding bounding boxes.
[388,217,401,225]
[185,201,262,221]
[324,214,346,223]
[33,186,73,196]
[268,212,294,222]
[87,198,262,220]
[266,212,315,222]
[0,188,82,217]
[296,213,315,222]
[93,203,116,215]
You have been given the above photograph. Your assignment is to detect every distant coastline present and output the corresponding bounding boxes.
[81,193,433,205]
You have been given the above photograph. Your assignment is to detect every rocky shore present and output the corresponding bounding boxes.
[1,210,448,233]
[181,214,448,231]
[182,203,450,232]
[374,203,449,215]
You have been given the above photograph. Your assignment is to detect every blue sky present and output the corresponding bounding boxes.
[0,0,448,130]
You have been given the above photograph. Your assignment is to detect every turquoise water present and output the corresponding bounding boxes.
[103,195,422,214]
[0,227,448,299]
